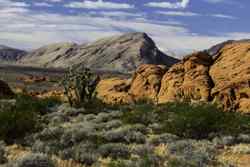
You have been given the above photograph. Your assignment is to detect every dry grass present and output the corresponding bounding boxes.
[5,145,86,167]
[217,144,250,167]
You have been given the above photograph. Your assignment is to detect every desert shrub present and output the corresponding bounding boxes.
[72,142,98,165]
[130,144,154,157]
[161,103,250,139]
[15,94,61,115]
[121,103,157,126]
[32,140,63,155]
[103,125,146,144]
[0,141,6,164]
[96,120,123,131]
[166,140,216,167]
[148,133,180,146]
[212,136,236,146]
[107,159,138,167]
[136,153,161,167]
[237,134,250,143]
[107,154,161,167]
[10,153,55,167]
[0,94,61,143]
[0,106,38,143]
[98,143,130,159]
[167,158,197,167]
[61,66,100,107]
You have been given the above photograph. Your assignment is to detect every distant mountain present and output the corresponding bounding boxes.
[18,32,179,73]
[0,45,27,62]
[207,39,250,57]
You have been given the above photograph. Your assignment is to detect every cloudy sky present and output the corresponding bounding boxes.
[0,0,249,57]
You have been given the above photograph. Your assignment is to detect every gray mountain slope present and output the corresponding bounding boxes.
[0,45,27,62]
[19,32,179,72]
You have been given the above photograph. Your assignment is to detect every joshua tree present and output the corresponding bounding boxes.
[61,66,100,107]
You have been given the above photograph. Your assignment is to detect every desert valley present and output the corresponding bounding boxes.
[0,32,249,167]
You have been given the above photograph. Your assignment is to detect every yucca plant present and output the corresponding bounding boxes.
[61,66,100,107]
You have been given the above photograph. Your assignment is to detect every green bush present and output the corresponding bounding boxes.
[121,102,250,139]
[161,103,250,139]
[122,103,157,126]
[0,94,60,143]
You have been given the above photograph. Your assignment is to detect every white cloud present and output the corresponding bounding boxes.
[156,11,236,20]
[33,2,53,7]
[211,14,237,19]
[89,11,143,18]
[203,0,225,3]
[0,0,246,58]
[0,0,30,7]
[157,11,200,17]
[145,0,190,9]
[65,0,134,9]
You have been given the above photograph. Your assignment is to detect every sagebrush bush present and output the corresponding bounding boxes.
[73,142,98,165]
[148,133,180,146]
[0,141,6,164]
[103,125,146,144]
[98,143,130,159]
[11,153,55,167]
[166,140,216,167]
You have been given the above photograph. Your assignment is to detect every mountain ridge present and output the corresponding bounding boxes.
[0,45,27,62]
[18,32,179,73]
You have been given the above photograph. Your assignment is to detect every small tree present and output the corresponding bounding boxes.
[61,66,100,107]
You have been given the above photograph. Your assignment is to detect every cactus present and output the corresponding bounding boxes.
[61,66,100,107]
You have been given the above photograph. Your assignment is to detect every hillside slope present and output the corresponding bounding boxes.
[18,33,179,73]
[0,45,26,63]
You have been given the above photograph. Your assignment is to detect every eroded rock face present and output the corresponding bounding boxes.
[96,64,168,104]
[209,42,250,112]
[129,64,167,102]
[158,51,213,103]
[96,41,250,112]
[0,80,14,99]
[96,78,133,104]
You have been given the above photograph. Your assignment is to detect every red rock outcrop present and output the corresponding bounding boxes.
[129,64,167,102]
[96,78,133,104]
[95,41,250,113]
[209,42,250,112]
[158,51,213,103]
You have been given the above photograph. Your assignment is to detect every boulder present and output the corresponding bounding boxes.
[129,64,167,102]
[209,42,250,111]
[158,51,213,103]
[96,78,133,104]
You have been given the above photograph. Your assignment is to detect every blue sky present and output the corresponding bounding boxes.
[0,0,250,57]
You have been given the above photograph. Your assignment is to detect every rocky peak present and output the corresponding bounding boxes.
[19,32,179,73]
